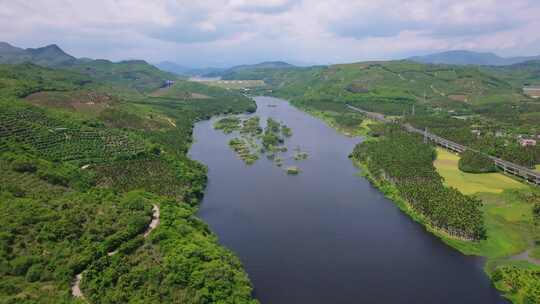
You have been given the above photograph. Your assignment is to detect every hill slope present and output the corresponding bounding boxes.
[409,50,540,66]
[0,42,176,92]
[0,61,258,303]
[235,60,525,115]
[481,60,540,88]
[155,61,227,77]
[206,61,295,78]
[0,42,76,66]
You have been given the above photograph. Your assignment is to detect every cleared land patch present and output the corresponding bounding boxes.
[25,90,114,114]
[434,148,526,195]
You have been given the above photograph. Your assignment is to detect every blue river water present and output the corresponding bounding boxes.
[189,96,506,304]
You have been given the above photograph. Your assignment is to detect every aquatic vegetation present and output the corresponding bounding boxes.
[262,131,283,148]
[294,152,309,161]
[241,116,263,136]
[229,138,259,165]
[282,125,292,137]
[266,117,281,133]
[216,115,304,170]
[214,117,241,133]
[286,166,300,175]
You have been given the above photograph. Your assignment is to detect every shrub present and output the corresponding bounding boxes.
[458,150,497,173]
[11,158,38,173]
[25,264,43,282]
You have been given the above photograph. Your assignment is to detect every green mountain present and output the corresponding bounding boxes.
[229,60,526,115]
[0,51,258,303]
[0,42,76,67]
[206,61,295,78]
[481,60,540,87]
[66,59,177,92]
[0,42,176,92]
[155,61,227,77]
[409,50,540,66]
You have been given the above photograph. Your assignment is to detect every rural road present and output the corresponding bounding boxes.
[71,204,160,299]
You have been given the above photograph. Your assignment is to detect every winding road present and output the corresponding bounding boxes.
[71,204,160,300]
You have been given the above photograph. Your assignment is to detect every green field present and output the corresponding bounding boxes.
[434,148,527,195]
[433,148,533,256]
[352,127,539,302]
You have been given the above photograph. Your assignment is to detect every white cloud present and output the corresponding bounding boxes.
[0,0,539,66]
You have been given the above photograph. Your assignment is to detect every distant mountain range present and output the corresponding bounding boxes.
[205,61,295,78]
[155,61,226,77]
[0,42,176,92]
[408,50,540,66]
[0,42,77,67]
[157,60,295,77]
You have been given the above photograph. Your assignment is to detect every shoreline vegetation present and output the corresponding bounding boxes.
[344,119,540,303]
[276,95,539,303]
[351,125,486,241]
[208,57,540,302]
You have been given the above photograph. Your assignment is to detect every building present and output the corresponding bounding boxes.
[471,129,481,137]
[163,80,175,88]
[523,87,540,98]
[519,138,537,147]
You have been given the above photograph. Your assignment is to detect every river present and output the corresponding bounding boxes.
[189,96,506,304]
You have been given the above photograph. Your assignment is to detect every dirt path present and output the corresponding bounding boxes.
[144,205,160,237]
[71,204,160,299]
[166,117,177,128]
[509,248,540,265]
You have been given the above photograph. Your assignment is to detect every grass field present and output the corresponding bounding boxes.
[434,148,527,195]
[433,148,534,259]
[536,165,540,172]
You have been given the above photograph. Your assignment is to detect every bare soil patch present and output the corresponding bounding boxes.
[448,94,469,102]
[25,91,113,114]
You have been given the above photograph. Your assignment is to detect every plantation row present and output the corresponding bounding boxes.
[0,59,260,303]
[0,105,146,164]
[93,156,207,205]
[352,125,486,240]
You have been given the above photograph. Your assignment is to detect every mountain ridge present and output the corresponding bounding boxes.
[0,42,176,92]
[408,50,540,66]
[0,42,77,66]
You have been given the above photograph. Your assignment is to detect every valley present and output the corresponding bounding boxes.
[1,41,540,304]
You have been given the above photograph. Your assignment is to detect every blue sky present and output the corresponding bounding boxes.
[1,0,540,67]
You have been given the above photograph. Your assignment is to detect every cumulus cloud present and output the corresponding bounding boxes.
[0,0,539,66]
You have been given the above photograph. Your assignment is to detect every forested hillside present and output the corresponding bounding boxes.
[481,60,540,88]
[0,60,258,303]
[223,60,540,169]
[0,42,175,93]
[351,125,486,240]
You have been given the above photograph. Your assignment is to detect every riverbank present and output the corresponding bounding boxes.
[289,102,371,137]
[352,159,480,242]
[191,96,505,303]
[347,125,540,303]
[282,97,538,303]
